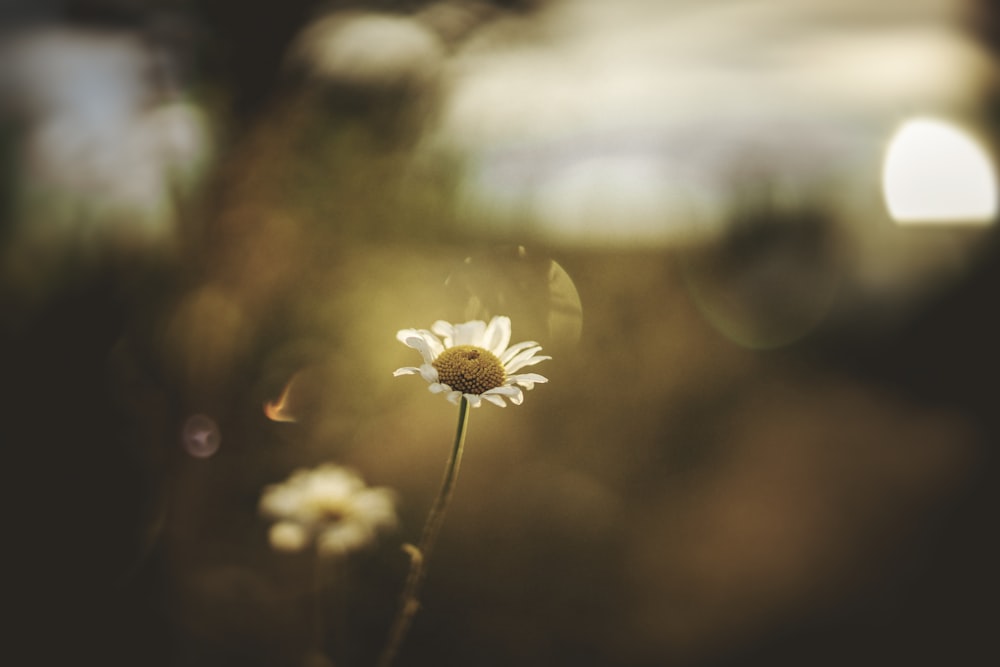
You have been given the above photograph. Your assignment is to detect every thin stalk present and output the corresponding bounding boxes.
[377,397,470,667]
[307,549,336,667]
[313,550,324,653]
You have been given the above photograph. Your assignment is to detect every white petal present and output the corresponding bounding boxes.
[499,340,540,364]
[509,386,525,405]
[400,335,437,365]
[508,355,551,374]
[317,523,371,555]
[505,348,551,374]
[353,489,399,530]
[419,364,439,383]
[393,366,422,377]
[463,393,482,408]
[428,382,451,394]
[269,522,309,552]
[259,485,301,518]
[509,372,548,384]
[489,385,521,396]
[446,391,463,405]
[421,331,445,358]
[482,392,507,407]
[509,372,548,390]
[452,320,487,346]
[397,329,444,357]
[396,328,421,343]
[482,316,512,356]
[431,320,455,348]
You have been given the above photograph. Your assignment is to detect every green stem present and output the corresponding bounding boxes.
[376,397,470,667]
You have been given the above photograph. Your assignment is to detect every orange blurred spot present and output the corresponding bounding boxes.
[264,375,300,423]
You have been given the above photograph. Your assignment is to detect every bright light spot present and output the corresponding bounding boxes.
[882,118,998,225]
[181,414,221,458]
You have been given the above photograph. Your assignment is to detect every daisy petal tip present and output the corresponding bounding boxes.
[483,393,507,407]
[395,329,419,344]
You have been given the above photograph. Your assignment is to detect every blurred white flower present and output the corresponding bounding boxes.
[290,11,444,88]
[394,315,550,408]
[259,464,397,556]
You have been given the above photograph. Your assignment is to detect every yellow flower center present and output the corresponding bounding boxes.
[433,345,507,395]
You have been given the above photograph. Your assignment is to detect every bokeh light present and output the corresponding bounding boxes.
[0,27,211,257]
[182,414,221,458]
[882,117,998,224]
[429,0,994,247]
[679,205,841,349]
[444,245,583,350]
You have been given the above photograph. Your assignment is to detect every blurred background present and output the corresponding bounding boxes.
[3,0,999,665]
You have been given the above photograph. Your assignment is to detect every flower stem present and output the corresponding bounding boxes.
[307,550,337,667]
[377,397,470,667]
[313,550,324,653]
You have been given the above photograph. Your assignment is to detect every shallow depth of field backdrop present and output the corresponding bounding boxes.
[3,1,1000,666]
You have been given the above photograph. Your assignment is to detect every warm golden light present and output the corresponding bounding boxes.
[263,373,301,423]
[882,118,998,224]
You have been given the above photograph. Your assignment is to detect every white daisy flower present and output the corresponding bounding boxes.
[259,464,397,556]
[393,315,550,408]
